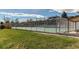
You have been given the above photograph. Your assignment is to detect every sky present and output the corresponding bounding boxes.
[0,9,60,22]
[0,9,59,17]
[0,9,79,22]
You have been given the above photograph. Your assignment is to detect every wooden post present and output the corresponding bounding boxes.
[75,21,77,31]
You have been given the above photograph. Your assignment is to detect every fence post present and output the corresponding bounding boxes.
[59,18,61,33]
[36,18,37,31]
[44,17,46,32]
[55,19,57,33]
[67,18,69,33]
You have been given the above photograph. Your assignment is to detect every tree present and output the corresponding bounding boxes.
[61,11,69,32]
[3,17,12,29]
[0,22,5,29]
[15,18,19,23]
[11,20,15,24]
[61,11,68,18]
[4,17,11,23]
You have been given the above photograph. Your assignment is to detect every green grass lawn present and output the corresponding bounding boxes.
[0,29,79,49]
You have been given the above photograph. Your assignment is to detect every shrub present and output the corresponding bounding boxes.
[4,23,12,29]
[0,22,5,29]
[0,21,12,29]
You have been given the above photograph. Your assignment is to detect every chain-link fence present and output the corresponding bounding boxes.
[12,17,75,33]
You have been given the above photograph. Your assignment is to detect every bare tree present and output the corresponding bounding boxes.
[3,16,12,29]
[15,18,19,23]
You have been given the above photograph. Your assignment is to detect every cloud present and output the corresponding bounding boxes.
[53,9,79,13]
[0,12,44,18]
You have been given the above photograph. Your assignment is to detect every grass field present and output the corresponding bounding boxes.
[0,29,79,49]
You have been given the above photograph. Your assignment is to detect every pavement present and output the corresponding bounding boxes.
[35,32,79,39]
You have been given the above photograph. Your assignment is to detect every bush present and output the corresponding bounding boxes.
[4,23,12,29]
[0,22,12,29]
[0,22,5,29]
